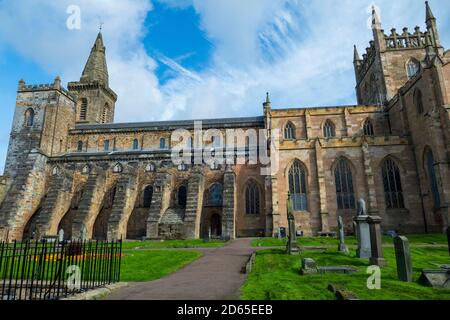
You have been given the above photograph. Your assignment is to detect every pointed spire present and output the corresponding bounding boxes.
[80,32,109,87]
[263,92,271,112]
[425,1,435,22]
[372,6,381,30]
[265,92,271,104]
[353,45,362,63]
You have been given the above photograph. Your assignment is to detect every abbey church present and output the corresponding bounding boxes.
[0,3,449,241]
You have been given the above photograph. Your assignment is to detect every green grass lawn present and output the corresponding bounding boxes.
[120,250,202,282]
[241,246,450,300]
[122,239,226,250]
[252,233,448,248]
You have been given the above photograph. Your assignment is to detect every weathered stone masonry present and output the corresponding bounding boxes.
[0,3,449,241]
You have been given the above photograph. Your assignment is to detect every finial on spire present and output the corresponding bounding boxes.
[266,92,270,104]
[353,45,362,63]
[372,5,381,30]
[425,1,435,22]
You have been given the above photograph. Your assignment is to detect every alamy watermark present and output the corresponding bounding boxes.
[366,266,381,290]
[66,5,81,30]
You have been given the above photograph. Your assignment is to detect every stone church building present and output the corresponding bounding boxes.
[0,3,449,241]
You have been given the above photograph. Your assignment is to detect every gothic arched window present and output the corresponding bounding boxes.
[425,149,441,209]
[207,183,223,206]
[381,158,405,209]
[284,122,296,140]
[323,120,336,138]
[363,119,375,136]
[142,185,153,208]
[160,138,166,149]
[245,182,260,215]
[178,186,187,208]
[334,159,356,210]
[77,141,83,152]
[25,108,35,127]
[414,89,424,115]
[288,161,308,211]
[132,139,139,150]
[406,59,420,79]
[79,98,88,121]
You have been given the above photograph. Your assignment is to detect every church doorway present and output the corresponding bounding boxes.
[210,214,222,239]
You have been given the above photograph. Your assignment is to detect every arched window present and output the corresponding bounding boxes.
[178,186,187,207]
[363,119,375,136]
[323,120,336,138]
[245,182,260,215]
[406,59,420,79]
[160,138,166,149]
[102,104,110,123]
[288,161,308,211]
[284,122,296,140]
[142,186,153,208]
[77,141,83,152]
[207,183,223,206]
[103,140,110,151]
[425,149,441,209]
[79,98,88,121]
[132,139,139,150]
[414,89,424,114]
[25,108,35,127]
[381,158,405,209]
[334,159,356,210]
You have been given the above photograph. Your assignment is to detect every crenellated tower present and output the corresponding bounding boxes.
[68,32,117,124]
[353,2,443,105]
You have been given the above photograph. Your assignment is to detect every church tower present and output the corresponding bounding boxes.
[68,32,117,124]
[353,2,443,105]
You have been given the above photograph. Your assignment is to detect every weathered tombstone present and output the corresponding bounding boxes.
[447,227,450,255]
[394,236,413,282]
[80,224,87,241]
[58,229,65,243]
[367,216,386,267]
[286,193,300,255]
[300,258,318,275]
[353,198,371,259]
[337,216,349,254]
[419,270,450,288]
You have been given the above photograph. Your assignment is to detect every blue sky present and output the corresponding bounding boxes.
[0,0,449,174]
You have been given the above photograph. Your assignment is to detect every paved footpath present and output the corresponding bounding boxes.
[107,238,256,300]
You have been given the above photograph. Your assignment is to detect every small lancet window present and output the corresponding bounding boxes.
[363,119,375,136]
[25,108,35,127]
[323,120,336,138]
[284,122,296,140]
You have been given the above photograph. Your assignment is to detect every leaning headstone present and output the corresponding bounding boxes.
[367,216,386,267]
[447,227,450,255]
[337,216,349,254]
[394,236,413,282]
[353,198,371,259]
[286,194,300,255]
[58,229,65,243]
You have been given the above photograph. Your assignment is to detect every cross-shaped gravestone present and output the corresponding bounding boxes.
[286,193,300,255]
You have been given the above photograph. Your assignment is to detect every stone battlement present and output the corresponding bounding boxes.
[17,78,75,100]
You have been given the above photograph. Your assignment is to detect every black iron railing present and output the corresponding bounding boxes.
[0,239,122,300]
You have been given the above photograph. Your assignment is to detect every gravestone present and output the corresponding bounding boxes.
[394,236,413,282]
[337,216,349,254]
[80,225,87,241]
[419,270,450,288]
[353,198,371,259]
[300,258,318,275]
[447,227,450,255]
[367,216,386,267]
[286,194,300,255]
[58,229,65,243]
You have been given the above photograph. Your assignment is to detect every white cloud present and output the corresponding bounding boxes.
[0,0,449,124]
